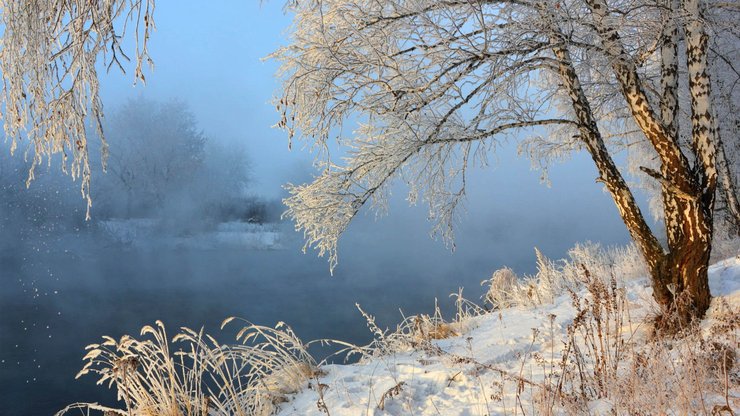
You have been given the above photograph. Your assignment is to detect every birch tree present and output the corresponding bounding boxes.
[0,0,736,327]
[272,0,739,327]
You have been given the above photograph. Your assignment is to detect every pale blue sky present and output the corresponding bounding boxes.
[96,0,640,268]
[99,1,298,195]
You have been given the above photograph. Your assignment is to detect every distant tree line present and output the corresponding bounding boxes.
[95,97,283,229]
[0,97,282,239]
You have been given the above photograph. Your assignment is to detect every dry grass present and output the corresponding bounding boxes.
[475,246,739,415]
[481,243,647,310]
[347,289,489,362]
[338,249,738,415]
[56,319,318,416]
[350,303,451,359]
[528,264,740,415]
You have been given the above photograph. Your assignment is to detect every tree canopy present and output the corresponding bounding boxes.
[270,0,739,323]
[0,0,738,323]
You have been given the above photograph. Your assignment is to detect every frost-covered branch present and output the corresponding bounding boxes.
[284,117,574,271]
[274,0,595,269]
[0,0,154,216]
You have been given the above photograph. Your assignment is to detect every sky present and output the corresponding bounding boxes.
[98,1,299,196]
[95,0,640,267]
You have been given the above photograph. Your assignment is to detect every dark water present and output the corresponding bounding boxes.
[0,203,630,415]
[0,229,483,415]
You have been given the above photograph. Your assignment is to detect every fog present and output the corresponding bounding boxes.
[0,1,641,414]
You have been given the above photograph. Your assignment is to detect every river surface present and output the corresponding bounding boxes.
[0,210,629,415]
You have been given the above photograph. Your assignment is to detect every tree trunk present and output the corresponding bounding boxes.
[647,197,713,330]
[579,0,718,331]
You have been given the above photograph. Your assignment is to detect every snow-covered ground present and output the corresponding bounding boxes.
[277,256,740,415]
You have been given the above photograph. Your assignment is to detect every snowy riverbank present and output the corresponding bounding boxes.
[277,255,740,415]
[57,246,740,416]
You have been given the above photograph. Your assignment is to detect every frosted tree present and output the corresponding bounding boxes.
[99,97,206,217]
[0,0,154,216]
[272,0,739,326]
[1,0,736,327]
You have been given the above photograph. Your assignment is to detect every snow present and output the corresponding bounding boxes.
[276,256,740,415]
[709,259,740,303]
[98,219,283,250]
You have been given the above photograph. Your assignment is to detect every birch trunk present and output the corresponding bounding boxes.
[585,0,717,325]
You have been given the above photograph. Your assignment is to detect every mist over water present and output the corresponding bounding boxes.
[0,143,632,414]
[0,2,638,413]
